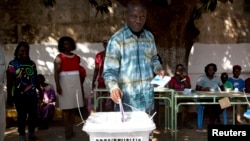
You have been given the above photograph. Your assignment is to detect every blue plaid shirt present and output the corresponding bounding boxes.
[103,24,162,112]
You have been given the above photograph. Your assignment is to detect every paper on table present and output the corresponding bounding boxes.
[218,97,231,109]
[151,75,171,88]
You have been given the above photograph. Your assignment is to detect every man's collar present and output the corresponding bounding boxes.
[124,24,145,39]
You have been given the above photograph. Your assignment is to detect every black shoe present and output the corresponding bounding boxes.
[38,123,49,130]
[177,124,183,130]
[215,117,221,124]
[183,123,194,129]
[65,136,73,140]
[28,136,38,141]
[65,131,75,140]
[65,133,74,140]
[38,126,49,130]
[28,133,38,141]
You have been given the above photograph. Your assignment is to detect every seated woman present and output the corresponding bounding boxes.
[37,74,56,130]
[195,63,225,124]
[169,64,194,129]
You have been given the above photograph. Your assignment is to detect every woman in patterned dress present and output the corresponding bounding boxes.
[6,42,42,141]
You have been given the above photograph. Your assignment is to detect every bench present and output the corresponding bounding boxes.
[6,108,62,119]
[6,107,85,127]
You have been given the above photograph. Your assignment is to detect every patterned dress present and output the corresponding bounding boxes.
[7,59,39,96]
[7,59,39,136]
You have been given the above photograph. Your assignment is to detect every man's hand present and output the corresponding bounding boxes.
[110,88,123,104]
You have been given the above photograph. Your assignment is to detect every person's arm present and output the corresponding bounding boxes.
[79,65,86,84]
[195,76,210,91]
[92,61,98,90]
[36,84,43,102]
[33,62,43,101]
[151,37,164,77]
[54,55,62,95]
[103,38,122,103]
[168,77,174,89]
[218,77,225,91]
[48,84,56,103]
[219,85,225,91]
[6,69,15,106]
[81,77,85,84]
[183,76,191,88]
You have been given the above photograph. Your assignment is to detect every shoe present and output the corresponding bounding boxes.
[28,133,38,141]
[38,125,49,130]
[29,136,38,141]
[65,131,75,140]
[38,127,48,130]
[70,131,75,139]
[216,117,221,124]
[65,136,73,140]
[177,125,182,130]
[208,120,215,125]
[244,109,250,119]
[183,123,194,129]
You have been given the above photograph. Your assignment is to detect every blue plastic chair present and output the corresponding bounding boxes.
[197,105,227,129]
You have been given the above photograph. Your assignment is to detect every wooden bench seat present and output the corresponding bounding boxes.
[6,108,62,119]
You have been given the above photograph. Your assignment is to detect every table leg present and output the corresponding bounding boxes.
[171,92,175,137]
[233,104,235,125]
[165,99,168,130]
[94,91,97,111]
[173,96,177,141]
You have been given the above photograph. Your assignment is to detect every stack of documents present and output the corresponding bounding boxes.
[150,75,171,88]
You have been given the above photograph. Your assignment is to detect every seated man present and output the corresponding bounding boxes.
[220,72,233,91]
[228,65,246,124]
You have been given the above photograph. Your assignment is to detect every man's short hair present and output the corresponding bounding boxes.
[233,65,241,71]
[127,0,147,11]
[102,36,110,42]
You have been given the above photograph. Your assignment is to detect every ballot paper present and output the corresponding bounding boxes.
[151,75,171,88]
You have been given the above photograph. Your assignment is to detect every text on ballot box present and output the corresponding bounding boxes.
[208,125,250,141]
[82,111,156,141]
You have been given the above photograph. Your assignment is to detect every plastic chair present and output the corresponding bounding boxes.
[197,105,227,129]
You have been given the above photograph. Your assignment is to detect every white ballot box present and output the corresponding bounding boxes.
[82,111,156,141]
